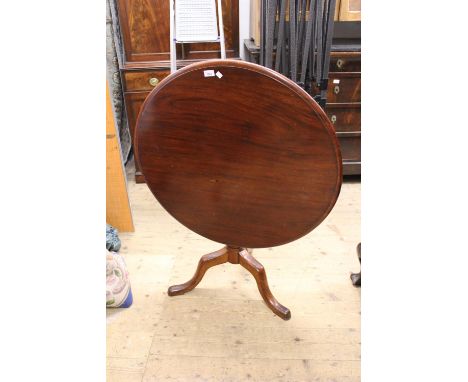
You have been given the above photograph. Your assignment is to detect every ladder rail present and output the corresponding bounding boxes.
[170,0,176,73]
[170,0,225,73]
[216,0,226,59]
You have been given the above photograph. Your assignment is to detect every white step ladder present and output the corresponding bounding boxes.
[169,0,226,73]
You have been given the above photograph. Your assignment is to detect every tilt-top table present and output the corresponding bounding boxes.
[135,60,342,320]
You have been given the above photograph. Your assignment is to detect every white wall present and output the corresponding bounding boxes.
[238,0,250,59]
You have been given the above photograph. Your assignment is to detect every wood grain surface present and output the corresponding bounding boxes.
[106,82,134,232]
[116,0,239,65]
[135,60,342,248]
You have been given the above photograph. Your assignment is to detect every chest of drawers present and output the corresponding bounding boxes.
[122,69,172,182]
[325,50,361,175]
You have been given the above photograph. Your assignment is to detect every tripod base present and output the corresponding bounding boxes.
[168,246,291,320]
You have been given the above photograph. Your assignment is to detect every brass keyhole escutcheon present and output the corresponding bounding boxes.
[334,85,340,95]
[336,59,344,69]
[149,77,159,87]
[331,115,337,124]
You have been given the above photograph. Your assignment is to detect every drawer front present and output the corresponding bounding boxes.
[327,75,361,103]
[343,161,361,175]
[326,105,361,133]
[330,57,361,72]
[338,135,361,162]
[123,70,170,92]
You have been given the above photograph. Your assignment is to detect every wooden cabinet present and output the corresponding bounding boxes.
[118,0,239,66]
[243,40,361,176]
[326,50,361,175]
[115,0,240,182]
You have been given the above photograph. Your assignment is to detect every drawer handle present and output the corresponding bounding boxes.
[149,77,159,87]
[334,85,340,95]
[330,115,337,124]
[336,59,344,69]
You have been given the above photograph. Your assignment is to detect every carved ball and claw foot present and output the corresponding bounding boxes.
[167,246,291,320]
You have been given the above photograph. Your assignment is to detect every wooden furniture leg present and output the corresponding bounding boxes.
[168,246,291,320]
[168,247,228,296]
[350,242,361,287]
[238,249,291,320]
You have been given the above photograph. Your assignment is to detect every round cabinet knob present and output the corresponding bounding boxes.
[149,77,159,87]
[336,59,344,69]
[330,115,337,124]
[334,85,340,95]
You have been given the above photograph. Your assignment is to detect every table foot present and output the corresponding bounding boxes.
[168,246,291,320]
[350,242,361,287]
[239,249,291,320]
[168,247,228,296]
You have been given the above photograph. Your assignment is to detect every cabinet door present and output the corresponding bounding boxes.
[117,0,171,63]
[117,0,239,65]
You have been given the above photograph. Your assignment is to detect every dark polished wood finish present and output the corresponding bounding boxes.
[116,0,239,66]
[123,91,149,182]
[330,51,361,72]
[326,103,361,134]
[243,42,361,175]
[168,246,291,320]
[115,0,240,182]
[326,72,361,104]
[136,60,342,319]
[123,70,171,92]
[136,60,342,248]
[327,50,361,175]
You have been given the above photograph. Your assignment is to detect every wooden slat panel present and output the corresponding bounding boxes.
[106,82,135,232]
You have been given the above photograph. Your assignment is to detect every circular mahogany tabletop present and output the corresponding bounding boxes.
[135,60,342,248]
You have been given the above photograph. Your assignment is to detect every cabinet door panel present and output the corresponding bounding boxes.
[117,0,239,64]
[118,0,170,62]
